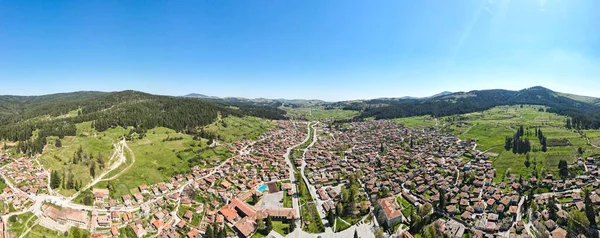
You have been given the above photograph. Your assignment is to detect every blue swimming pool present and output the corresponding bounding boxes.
[257,184,267,192]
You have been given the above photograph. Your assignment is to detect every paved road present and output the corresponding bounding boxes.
[283,122,313,234]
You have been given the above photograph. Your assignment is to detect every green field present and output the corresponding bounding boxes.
[583,130,600,147]
[40,115,270,198]
[67,227,91,238]
[272,220,291,236]
[26,225,65,238]
[283,189,293,208]
[297,173,324,233]
[393,115,438,128]
[7,212,38,237]
[283,107,359,121]
[93,127,231,199]
[203,116,274,143]
[40,121,128,195]
[335,217,351,232]
[309,109,359,121]
[452,106,600,180]
[395,105,600,180]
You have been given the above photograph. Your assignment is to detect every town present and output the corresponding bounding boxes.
[1,119,599,238]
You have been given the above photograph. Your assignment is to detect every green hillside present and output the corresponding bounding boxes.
[398,105,600,181]
[355,86,600,129]
[0,90,285,156]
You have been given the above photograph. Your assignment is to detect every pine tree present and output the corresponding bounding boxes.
[504,137,513,151]
[584,189,597,227]
[89,161,96,177]
[265,216,273,232]
[548,197,558,220]
[327,210,335,226]
[438,188,446,212]
[558,160,569,179]
[205,225,213,238]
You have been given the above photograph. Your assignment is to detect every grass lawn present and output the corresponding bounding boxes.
[7,212,38,237]
[300,201,324,233]
[297,170,324,233]
[178,206,201,227]
[250,232,266,238]
[335,217,351,232]
[272,220,291,235]
[26,225,64,238]
[397,196,412,208]
[67,227,91,238]
[0,202,9,214]
[0,177,7,191]
[283,190,293,208]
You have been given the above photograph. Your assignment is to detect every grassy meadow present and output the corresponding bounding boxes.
[393,105,600,181]
[7,212,38,237]
[393,115,438,128]
[203,116,274,142]
[283,107,359,121]
[40,121,129,196]
[39,115,269,199]
[92,126,231,199]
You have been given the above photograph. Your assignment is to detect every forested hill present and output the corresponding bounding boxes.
[0,91,108,121]
[355,86,600,129]
[0,90,286,154]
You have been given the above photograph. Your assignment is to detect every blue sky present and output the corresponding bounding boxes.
[1,0,599,101]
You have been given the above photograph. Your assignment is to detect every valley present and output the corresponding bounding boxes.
[1,88,600,238]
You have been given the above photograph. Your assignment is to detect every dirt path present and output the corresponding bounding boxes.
[17,214,39,238]
[460,123,476,137]
[584,133,600,149]
[101,141,136,181]
[69,139,127,200]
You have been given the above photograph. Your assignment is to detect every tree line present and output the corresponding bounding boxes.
[504,126,531,154]
[0,91,286,156]
[356,87,600,129]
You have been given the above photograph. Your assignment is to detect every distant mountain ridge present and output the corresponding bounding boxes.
[354,86,600,129]
[183,93,212,98]
[429,91,453,98]
[183,91,454,102]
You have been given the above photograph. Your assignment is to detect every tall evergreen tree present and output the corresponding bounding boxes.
[265,216,273,232]
[548,197,558,220]
[558,160,569,179]
[585,189,597,227]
